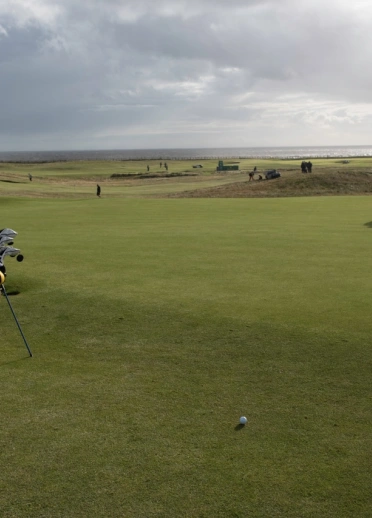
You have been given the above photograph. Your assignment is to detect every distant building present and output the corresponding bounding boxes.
[216,160,239,171]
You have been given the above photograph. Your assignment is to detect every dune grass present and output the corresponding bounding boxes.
[0,195,371,517]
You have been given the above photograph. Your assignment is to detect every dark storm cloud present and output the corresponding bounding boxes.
[0,0,371,150]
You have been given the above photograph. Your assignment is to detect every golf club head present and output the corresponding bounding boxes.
[0,246,22,268]
[0,228,18,240]
[0,229,18,247]
[0,230,24,274]
[0,236,14,246]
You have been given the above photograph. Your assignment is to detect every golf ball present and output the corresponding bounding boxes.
[239,416,247,425]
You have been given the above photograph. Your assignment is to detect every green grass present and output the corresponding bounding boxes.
[1,157,372,199]
[0,195,371,517]
[1,156,372,180]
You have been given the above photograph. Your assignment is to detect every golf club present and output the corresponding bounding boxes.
[0,228,32,357]
[0,282,33,357]
[0,228,18,246]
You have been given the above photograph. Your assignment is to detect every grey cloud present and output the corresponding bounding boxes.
[0,26,48,63]
[0,0,372,150]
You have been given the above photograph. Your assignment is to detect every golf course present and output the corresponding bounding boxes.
[1,158,371,517]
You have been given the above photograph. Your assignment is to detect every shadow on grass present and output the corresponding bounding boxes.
[0,179,26,184]
[0,356,32,367]
[234,424,245,431]
[364,221,372,228]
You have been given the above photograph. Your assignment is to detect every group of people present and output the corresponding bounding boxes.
[147,162,168,172]
[301,161,313,173]
[248,167,263,181]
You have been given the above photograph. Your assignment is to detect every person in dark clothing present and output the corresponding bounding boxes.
[301,161,308,173]
[96,184,101,198]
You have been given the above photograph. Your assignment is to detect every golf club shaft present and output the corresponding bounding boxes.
[1,285,33,357]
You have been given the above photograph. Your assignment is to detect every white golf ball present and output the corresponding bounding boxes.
[239,416,247,425]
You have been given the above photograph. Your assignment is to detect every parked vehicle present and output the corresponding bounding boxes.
[265,169,281,180]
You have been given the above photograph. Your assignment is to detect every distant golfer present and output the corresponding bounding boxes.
[96,184,101,198]
[28,173,32,181]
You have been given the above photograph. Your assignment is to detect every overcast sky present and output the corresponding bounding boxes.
[1,0,371,151]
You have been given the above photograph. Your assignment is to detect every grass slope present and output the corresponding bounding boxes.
[170,171,372,198]
[0,196,371,517]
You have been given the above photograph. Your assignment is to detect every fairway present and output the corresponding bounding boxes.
[1,195,371,517]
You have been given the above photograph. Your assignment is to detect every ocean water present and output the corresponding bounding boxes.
[0,145,372,162]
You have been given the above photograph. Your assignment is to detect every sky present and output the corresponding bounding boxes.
[0,0,371,151]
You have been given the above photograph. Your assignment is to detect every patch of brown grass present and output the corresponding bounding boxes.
[167,170,372,198]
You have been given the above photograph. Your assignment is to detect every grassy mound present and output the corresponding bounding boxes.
[169,170,372,198]
[111,172,198,179]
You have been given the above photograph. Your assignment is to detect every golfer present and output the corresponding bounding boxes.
[96,184,101,198]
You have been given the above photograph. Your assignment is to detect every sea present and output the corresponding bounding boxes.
[0,145,372,162]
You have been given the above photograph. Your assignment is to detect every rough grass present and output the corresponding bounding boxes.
[169,170,372,198]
